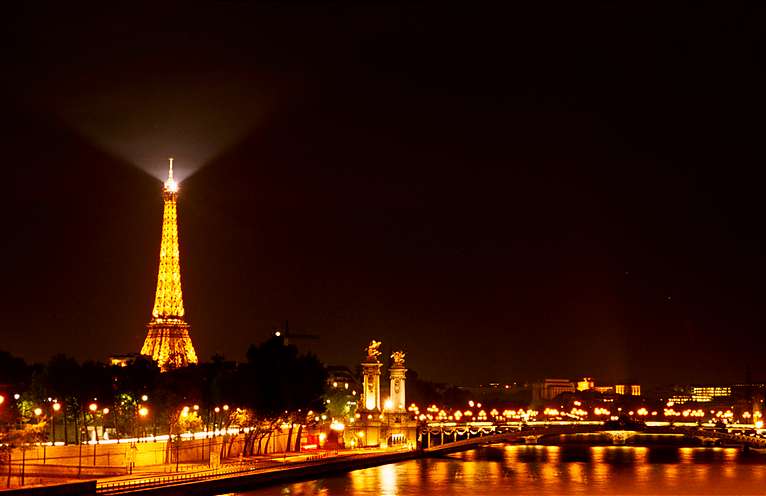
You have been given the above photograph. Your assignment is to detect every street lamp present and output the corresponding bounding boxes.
[137,406,149,439]
[213,407,221,432]
[51,402,62,443]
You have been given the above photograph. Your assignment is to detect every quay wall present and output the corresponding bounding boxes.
[2,431,294,487]
[111,450,420,495]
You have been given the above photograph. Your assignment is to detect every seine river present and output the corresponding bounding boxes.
[232,445,766,495]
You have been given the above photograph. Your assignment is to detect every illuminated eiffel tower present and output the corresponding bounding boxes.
[140,158,198,371]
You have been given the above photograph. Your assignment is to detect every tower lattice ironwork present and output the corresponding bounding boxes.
[140,158,198,371]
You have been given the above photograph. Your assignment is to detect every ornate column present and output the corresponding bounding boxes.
[389,351,407,413]
[360,340,383,413]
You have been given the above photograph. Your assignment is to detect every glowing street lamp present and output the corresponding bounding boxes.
[141,395,149,402]
[139,407,149,417]
[50,401,63,443]
[34,407,42,416]
[89,403,98,412]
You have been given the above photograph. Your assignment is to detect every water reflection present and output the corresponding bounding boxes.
[234,445,766,496]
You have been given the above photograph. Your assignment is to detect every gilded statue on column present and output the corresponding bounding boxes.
[365,340,382,362]
[391,351,406,366]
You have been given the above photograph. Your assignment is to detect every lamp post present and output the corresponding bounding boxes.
[51,402,61,443]
[138,406,149,439]
[102,408,109,440]
[88,403,98,442]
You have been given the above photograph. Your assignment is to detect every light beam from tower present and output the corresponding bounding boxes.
[140,158,198,371]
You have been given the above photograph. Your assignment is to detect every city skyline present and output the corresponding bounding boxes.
[2,3,765,387]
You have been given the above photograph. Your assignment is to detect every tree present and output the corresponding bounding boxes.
[233,337,327,455]
[111,356,161,437]
[0,422,46,487]
[0,351,28,389]
[43,355,81,443]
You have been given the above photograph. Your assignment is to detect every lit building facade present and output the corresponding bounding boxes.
[140,159,198,371]
[614,384,641,396]
[691,386,731,402]
[577,377,594,391]
[666,385,733,405]
[532,379,576,401]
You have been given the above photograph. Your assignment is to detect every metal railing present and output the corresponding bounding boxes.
[96,452,334,494]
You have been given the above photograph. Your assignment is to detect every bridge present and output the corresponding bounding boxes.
[421,421,766,455]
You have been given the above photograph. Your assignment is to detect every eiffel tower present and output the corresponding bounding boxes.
[140,158,198,371]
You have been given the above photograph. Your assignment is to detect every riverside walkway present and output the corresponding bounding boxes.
[95,447,417,495]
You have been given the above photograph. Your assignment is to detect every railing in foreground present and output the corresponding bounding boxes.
[96,452,334,494]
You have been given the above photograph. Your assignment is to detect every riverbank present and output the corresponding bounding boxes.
[8,428,765,495]
[97,448,418,495]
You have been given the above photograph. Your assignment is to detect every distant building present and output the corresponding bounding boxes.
[109,353,141,367]
[691,386,731,402]
[577,378,594,391]
[667,394,693,404]
[614,384,641,396]
[663,385,733,405]
[532,379,575,401]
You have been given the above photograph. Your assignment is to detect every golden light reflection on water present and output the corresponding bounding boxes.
[237,445,766,496]
[631,447,649,485]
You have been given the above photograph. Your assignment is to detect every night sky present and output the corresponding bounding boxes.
[2,2,764,387]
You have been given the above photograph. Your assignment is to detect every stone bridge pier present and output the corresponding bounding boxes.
[523,435,542,444]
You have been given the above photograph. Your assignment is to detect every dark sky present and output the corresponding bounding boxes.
[1,2,764,387]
